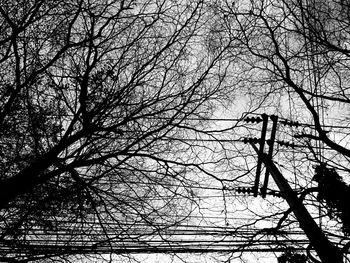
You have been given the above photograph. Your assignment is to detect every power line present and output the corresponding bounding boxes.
[9,111,350,129]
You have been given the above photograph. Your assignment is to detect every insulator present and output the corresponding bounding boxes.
[280,119,300,127]
[290,121,300,127]
[252,137,260,144]
[246,187,254,194]
[277,140,285,146]
[244,116,262,123]
[277,140,296,148]
[242,137,260,144]
[236,187,254,195]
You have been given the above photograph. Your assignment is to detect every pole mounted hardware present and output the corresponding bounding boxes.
[249,115,344,263]
[276,140,298,149]
[235,186,254,195]
[244,116,263,123]
[279,119,301,127]
[242,137,261,144]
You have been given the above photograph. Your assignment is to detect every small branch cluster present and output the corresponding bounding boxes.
[314,164,350,235]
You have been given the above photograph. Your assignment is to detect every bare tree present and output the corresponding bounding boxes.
[0,0,233,261]
[5,0,350,262]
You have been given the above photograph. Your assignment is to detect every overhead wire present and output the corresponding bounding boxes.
[12,111,350,129]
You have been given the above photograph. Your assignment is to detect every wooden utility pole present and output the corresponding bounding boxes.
[250,115,344,263]
[261,115,278,198]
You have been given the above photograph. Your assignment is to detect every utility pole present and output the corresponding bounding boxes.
[250,114,343,263]
[261,114,278,198]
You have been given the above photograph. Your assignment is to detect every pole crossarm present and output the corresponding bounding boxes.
[253,114,268,196]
